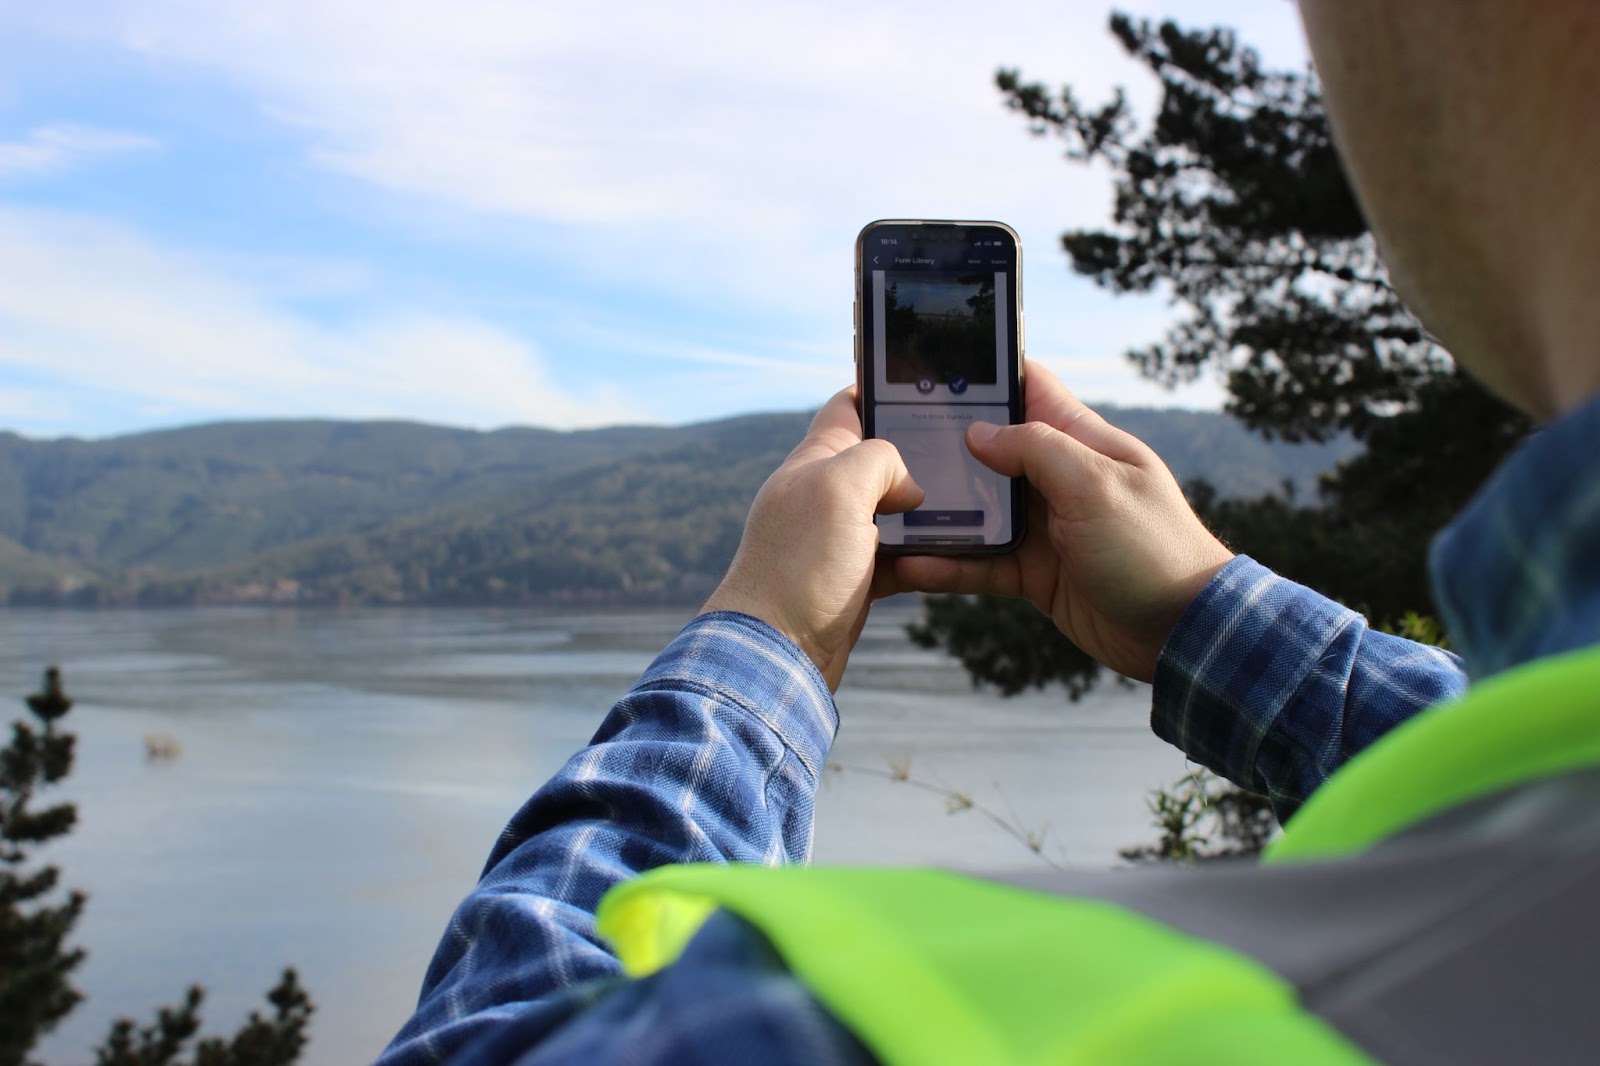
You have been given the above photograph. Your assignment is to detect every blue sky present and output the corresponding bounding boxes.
[0,1,1309,439]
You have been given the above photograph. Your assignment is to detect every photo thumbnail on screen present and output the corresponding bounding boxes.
[883,271,999,386]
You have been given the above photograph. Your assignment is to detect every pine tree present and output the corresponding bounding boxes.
[0,668,313,1066]
[1,667,84,1065]
[913,13,1529,692]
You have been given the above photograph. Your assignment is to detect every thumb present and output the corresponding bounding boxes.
[826,437,925,516]
[965,420,1099,502]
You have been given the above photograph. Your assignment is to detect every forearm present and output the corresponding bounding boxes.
[380,612,837,1064]
[1152,556,1468,820]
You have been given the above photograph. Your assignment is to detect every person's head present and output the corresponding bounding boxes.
[1295,1,1600,420]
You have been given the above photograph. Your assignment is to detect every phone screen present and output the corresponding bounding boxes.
[856,220,1024,552]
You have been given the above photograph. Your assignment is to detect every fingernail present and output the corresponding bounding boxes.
[968,421,1000,445]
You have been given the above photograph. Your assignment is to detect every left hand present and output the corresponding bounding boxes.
[700,387,923,690]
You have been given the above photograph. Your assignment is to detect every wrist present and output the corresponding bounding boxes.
[700,584,809,664]
[652,611,839,781]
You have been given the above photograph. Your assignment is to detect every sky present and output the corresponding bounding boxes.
[0,1,1310,440]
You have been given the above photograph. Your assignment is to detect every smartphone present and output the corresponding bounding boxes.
[855,219,1025,554]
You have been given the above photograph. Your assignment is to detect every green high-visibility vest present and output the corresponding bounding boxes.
[597,644,1600,1065]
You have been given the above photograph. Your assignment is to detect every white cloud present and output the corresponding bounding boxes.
[567,321,839,377]
[0,384,64,427]
[0,123,158,180]
[75,0,1307,312]
[91,0,1304,227]
[0,1,1306,432]
[0,207,640,435]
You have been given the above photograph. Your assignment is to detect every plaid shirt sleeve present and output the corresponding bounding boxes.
[376,611,863,1065]
[1152,556,1469,820]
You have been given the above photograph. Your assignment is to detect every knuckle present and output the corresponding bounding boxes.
[857,437,904,470]
[1014,421,1060,449]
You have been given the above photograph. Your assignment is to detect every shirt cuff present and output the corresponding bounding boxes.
[1150,555,1361,794]
[635,611,839,781]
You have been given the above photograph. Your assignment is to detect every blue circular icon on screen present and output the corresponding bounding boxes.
[948,375,969,394]
[916,376,935,394]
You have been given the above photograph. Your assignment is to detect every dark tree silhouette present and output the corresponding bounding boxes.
[908,595,1099,700]
[2,667,84,1064]
[914,12,1530,696]
[1,667,313,1066]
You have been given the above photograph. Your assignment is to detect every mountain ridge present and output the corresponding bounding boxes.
[0,409,1354,606]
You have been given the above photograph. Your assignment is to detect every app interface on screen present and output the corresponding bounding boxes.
[866,227,1016,546]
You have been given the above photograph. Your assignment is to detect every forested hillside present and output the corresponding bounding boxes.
[0,407,1353,606]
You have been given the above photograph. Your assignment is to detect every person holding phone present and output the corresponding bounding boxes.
[381,2,1600,1062]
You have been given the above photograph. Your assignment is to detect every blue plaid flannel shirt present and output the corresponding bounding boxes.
[379,395,1600,1065]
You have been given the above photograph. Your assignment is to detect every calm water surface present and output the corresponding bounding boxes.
[1,606,1191,1064]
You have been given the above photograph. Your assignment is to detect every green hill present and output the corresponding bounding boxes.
[0,409,1353,607]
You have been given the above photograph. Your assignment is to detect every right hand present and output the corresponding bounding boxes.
[890,362,1234,683]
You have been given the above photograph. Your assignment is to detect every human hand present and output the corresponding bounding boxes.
[700,388,923,690]
[891,362,1234,683]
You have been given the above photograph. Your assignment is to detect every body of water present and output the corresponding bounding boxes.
[1,605,1193,1064]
